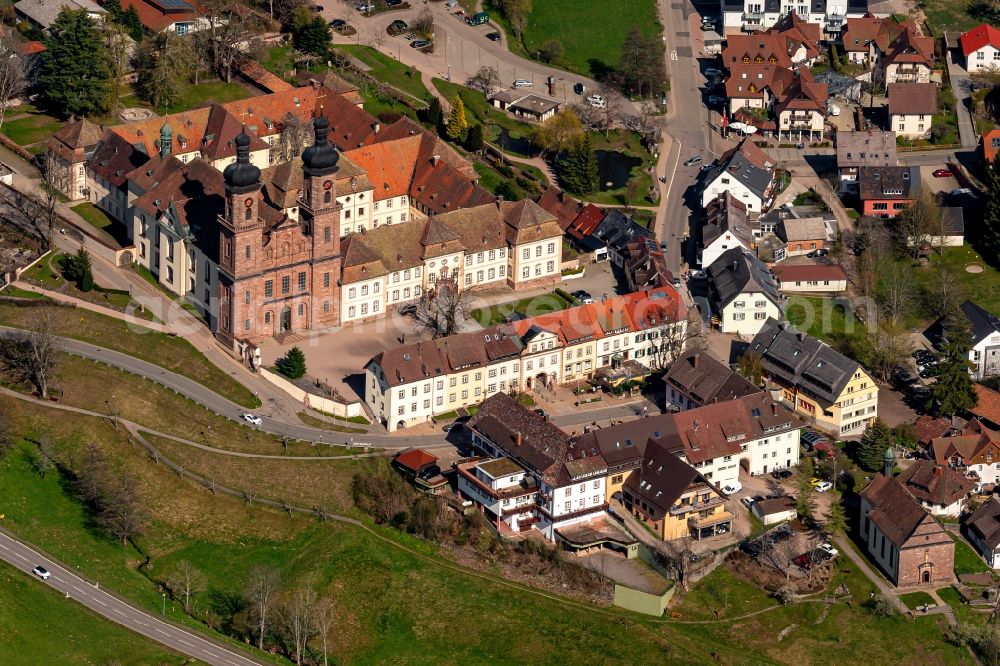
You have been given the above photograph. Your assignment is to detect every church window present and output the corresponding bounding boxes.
[245,290,250,304]
[282,276,290,294]
[245,244,250,259]
[298,304,304,316]
[245,207,252,221]
[323,301,329,312]
[265,312,271,323]
[323,273,330,288]
[265,281,273,297]
[298,272,306,291]
[324,227,331,242]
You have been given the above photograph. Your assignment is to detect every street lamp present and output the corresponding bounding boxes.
[161,592,166,615]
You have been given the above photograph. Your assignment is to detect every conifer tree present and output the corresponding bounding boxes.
[982,157,1000,261]
[278,346,307,379]
[857,419,892,472]
[932,312,979,419]
[40,9,110,118]
[559,135,598,195]
[446,95,468,141]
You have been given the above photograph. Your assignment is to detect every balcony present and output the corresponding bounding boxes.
[743,11,763,18]
[669,495,725,517]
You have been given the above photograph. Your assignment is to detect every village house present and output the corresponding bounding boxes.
[842,15,934,84]
[664,348,761,411]
[705,247,783,336]
[721,14,822,70]
[775,215,832,256]
[859,453,956,587]
[887,83,937,139]
[487,91,562,122]
[364,289,686,431]
[960,23,1000,73]
[895,460,974,517]
[770,263,848,294]
[983,128,1000,164]
[752,496,797,525]
[858,165,919,218]
[835,130,897,193]
[774,69,829,140]
[591,210,654,267]
[719,0,870,38]
[121,0,209,35]
[930,418,1000,488]
[15,0,104,31]
[926,300,1000,380]
[749,318,879,435]
[621,439,732,541]
[970,384,1000,430]
[963,497,1000,568]
[701,140,777,213]
[700,192,754,268]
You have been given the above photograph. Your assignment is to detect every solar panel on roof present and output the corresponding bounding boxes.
[153,0,194,9]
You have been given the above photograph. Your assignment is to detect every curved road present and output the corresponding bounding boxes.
[0,531,262,666]
[0,326,651,450]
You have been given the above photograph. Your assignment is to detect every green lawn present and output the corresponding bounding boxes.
[433,78,537,156]
[487,0,661,79]
[70,201,131,247]
[952,533,991,575]
[160,80,250,115]
[0,300,260,408]
[0,108,63,147]
[0,560,185,665]
[577,130,656,206]
[334,45,430,101]
[920,0,983,34]
[0,285,45,299]
[472,291,574,326]
[896,247,1000,324]
[785,295,867,355]
[900,591,936,610]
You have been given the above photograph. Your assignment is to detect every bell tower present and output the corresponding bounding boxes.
[217,128,263,345]
[299,116,342,327]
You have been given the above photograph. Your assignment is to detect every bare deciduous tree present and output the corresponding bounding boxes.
[311,596,336,666]
[891,187,936,258]
[274,112,312,164]
[97,471,148,546]
[74,442,110,506]
[0,411,13,457]
[284,587,317,665]
[925,264,966,320]
[468,66,501,97]
[414,285,476,337]
[655,537,694,592]
[411,9,434,40]
[0,312,59,399]
[102,22,131,112]
[166,560,206,614]
[0,36,28,129]
[6,156,61,250]
[246,566,281,651]
[878,263,914,330]
[29,434,55,478]
[204,0,262,83]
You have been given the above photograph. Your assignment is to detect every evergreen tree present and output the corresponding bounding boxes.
[40,9,110,118]
[464,123,484,153]
[559,135,598,195]
[294,16,331,57]
[857,418,892,472]
[121,5,144,42]
[277,346,307,379]
[61,247,94,291]
[825,500,846,535]
[425,96,443,128]
[982,157,1000,262]
[932,312,979,418]
[445,95,467,141]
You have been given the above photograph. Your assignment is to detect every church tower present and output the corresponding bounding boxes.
[217,129,263,346]
[299,116,342,327]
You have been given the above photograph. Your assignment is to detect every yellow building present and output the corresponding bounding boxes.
[750,318,878,437]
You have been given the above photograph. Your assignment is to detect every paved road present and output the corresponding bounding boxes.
[0,531,262,666]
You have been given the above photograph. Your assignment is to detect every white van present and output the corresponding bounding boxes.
[445,0,457,7]
[513,79,533,88]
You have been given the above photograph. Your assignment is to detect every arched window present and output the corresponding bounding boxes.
[264,311,271,323]
[324,191,331,204]
[245,207,252,221]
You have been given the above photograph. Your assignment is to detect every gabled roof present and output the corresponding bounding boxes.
[880,22,934,67]
[593,209,653,253]
[895,460,974,507]
[121,0,203,33]
[622,439,703,520]
[971,384,1000,428]
[858,165,919,200]
[343,135,421,199]
[564,203,605,240]
[748,318,862,405]
[926,300,1000,349]
[48,118,102,153]
[393,448,438,473]
[706,247,781,311]
[773,68,828,115]
[703,140,776,201]
[965,497,1000,550]
[702,192,753,250]
[887,83,937,117]
[961,23,1000,57]
[861,473,948,548]
[536,186,583,229]
[15,0,104,28]
[842,14,884,53]
[86,133,150,190]
[664,349,761,406]
[777,216,828,242]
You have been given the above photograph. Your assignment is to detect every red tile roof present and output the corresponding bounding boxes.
[895,460,974,507]
[343,137,421,199]
[393,448,438,473]
[984,128,1000,164]
[239,59,293,94]
[536,186,583,229]
[971,384,1000,426]
[121,0,204,33]
[960,23,1000,57]
[564,203,605,240]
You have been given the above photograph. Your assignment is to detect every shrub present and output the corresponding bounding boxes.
[276,346,307,379]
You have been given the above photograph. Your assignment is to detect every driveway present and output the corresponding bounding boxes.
[946,50,978,149]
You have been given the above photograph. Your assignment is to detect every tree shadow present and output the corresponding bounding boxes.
[586,59,617,83]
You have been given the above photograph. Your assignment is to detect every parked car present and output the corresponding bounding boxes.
[242,413,263,427]
[672,276,682,289]
[771,469,793,480]
[587,94,605,107]
[417,464,441,480]
[356,2,373,12]
[771,525,793,542]
[329,18,347,27]
[704,68,722,78]
[741,496,755,508]
[513,79,533,88]
[740,540,763,557]
[486,31,501,42]
[574,82,586,95]
[571,290,594,304]
[683,156,703,167]
[793,553,814,570]
[828,103,841,116]
[721,481,742,495]
[816,542,839,558]
[814,481,833,493]
[806,248,829,258]
[932,168,953,178]
[386,0,403,5]
[410,39,432,49]
[32,566,51,580]
[949,188,974,196]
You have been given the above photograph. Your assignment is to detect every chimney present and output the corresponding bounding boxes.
[431,154,440,166]
[692,353,699,369]
[771,402,777,415]
[373,121,381,134]
[515,432,522,446]
[935,466,942,477]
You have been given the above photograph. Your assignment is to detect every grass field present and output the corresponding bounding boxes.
[0,300,259,408]
[585,129,656,206]
[785,295,867,354]
[920,0,983,34]
[900,591,936,610]
[487,0,660,79]
[161,81,250,115]
[334,45,430,101]
[0,107,64,147]
[904,247,1000,322]
[472,291,575,326]
[433,78,537,156]
[0,560,186,666]
[70,201,131,247]
[952,533,991,576]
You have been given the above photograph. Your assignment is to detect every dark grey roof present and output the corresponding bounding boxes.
[593,210,653,254]
[706,247,781,311]
[858,165,919,200]
[703,193,754,250]
[748,318,860,405]
[622,440,701,521]
[703,144,775,201]
[940,207,964,236]
[926,300,1000,348]
[764,0,780,12]
[665,349,761,406]
[965,496,1000,551]
[847,0,870,13]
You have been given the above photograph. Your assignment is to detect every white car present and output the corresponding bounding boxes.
[242,413,263,427]
[828,103,841,116]
[587,94,605,108]
[513,79,533,88]
[815,481,833,493]
[721,481,742,495]
[816,543,839,558]
[32,566,51,580]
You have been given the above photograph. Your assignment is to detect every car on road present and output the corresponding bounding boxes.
[32,566,51,580]
[386,0,403,5]
[411,39,432,49]
[814,481,833,493]
[721,481,742,495]
[513,79,533,88]
[933,168,953,178]
[806,248,829,258]
[949,187,974,196]
[771,469,793,480]
[242,413,263,427]
[816,542,839,558]
[486,31,501,42]
[704,68,722,78]
[683,156,703,167]
[574,82,585,95]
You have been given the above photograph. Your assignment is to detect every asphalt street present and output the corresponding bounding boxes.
[0,531,262,666]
